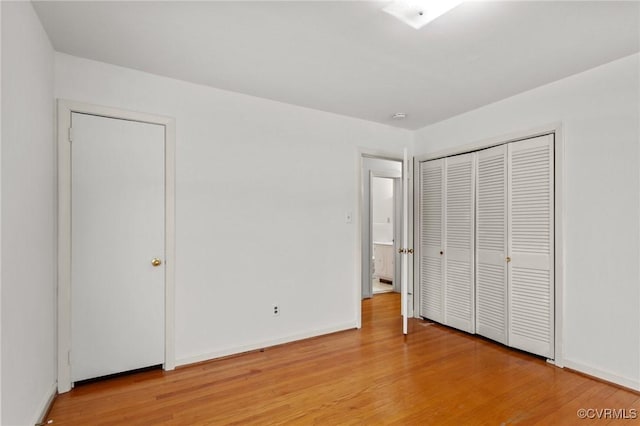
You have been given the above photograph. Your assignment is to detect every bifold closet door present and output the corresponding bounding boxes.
[444,154,475,333]
[419,159,444,323]
[508,135,555,358]
[475,145,508,344]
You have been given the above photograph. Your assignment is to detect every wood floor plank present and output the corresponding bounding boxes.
[47,293,640,425]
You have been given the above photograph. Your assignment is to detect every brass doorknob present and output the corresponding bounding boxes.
[151,258,162,267]
[506,256,511,263]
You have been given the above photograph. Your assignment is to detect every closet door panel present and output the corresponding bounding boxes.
[475,145,508,344]
[444,154,475,333]
[419,159,444,323]
[508,135,554,358]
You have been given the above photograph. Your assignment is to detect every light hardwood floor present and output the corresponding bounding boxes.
[48,293,639,425]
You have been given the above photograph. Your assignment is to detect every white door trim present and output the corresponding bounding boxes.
[57,99,176,393]
[413,122,564,367]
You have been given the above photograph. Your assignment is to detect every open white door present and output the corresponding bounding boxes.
[401,149,409,335]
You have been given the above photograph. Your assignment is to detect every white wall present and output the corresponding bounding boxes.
[1,2,57,425]
[55,53,412,364]
[414,53,640,389]
[372,177,394,243]
[0,3,3,423]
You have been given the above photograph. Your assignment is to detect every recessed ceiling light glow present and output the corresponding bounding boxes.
[382,0,463,30]
[392,112,408,119]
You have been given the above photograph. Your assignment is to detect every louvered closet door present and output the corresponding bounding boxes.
[444,154,475,333]
[420,159,444,323]
[508,135,554,358]
[475,145,508,344]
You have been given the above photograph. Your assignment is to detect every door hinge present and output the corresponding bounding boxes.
[68,127,74,142]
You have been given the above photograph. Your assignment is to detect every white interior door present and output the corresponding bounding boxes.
[401,149,409,334]
[419,158,444,324]
[507,135,555,358]
[475,145,509,344]
[444,154,475,333]
[71,112,165,382]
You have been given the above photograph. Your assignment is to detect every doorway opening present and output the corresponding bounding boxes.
[359,151,414,335]
[371,176,401,295]
[361,157,402,300]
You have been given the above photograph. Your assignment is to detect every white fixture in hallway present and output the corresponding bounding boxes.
[382,0,463,29]
[373,279,393,294]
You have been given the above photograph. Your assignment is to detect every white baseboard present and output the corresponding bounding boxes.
[32,382,57,426]
[176,322,357,367]
[563,359,640,391]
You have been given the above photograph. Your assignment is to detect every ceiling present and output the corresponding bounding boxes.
[33,1,640,130]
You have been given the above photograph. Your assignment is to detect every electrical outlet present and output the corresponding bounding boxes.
[272,304,280,316]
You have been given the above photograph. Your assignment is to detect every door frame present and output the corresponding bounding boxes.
[356,149,414,328]
[56,100,176,393]
[413,122,565,367]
